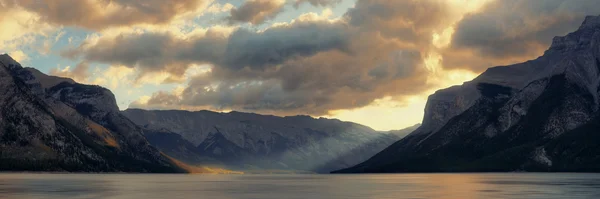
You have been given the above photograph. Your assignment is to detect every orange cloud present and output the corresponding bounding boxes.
[40,0,599,131]
[49,62,91,83]
[2,0,209,30]
[227,0,286,25]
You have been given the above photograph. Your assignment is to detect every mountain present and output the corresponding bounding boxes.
[334,15,600,173]
[122,109,416,173]
[0,54,184,172]
[386,124,420,138]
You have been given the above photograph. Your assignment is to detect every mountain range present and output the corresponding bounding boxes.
[334,15,600,173]
[0,53,415,173]
[2,15,600,174]
[122,109,417,173]
[0,54,183,172]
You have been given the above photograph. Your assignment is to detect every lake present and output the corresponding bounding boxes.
[0,173,599,198]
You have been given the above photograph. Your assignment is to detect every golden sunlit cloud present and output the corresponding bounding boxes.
[328,56,478,131]
[0,6,57,53]
[9,50,29,62]
[118,0,495,131]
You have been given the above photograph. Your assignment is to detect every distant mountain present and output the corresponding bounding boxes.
[123,109,417,173]
[334,15,600,173]
[0,54,183,172]
[386,124,420,138]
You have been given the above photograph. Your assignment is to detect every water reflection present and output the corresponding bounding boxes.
[0,173,599,199]
[0,175,114,198]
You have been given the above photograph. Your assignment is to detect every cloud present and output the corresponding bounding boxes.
[0,3,57,53]
[206,2,234,14]
[294,0,341,8]
[65,20,350,80]
[145,91,182,107]
[8,50,29,62]
[70,0,596,117]
[126,0,453,115]
[447,0,600,71]
[49,62,91,82]
[133,45,428,115]
[227,0,285,25]
[345,0,454,44]
[221,22,351,70]
[1,0,209,30]
[90,65,135,90]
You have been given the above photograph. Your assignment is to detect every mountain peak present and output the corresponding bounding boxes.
[549,15,600,52]
[0,54,20,70]
[0,53,14,61]
[580,15,600,30]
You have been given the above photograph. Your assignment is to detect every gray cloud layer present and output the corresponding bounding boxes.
[125,0,445,115]
[67,21,350,79]
[53,0,600,115]
[447,0,600,71]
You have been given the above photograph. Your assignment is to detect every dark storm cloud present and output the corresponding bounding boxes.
[68,30,228,78]
[65,20,350,78]
[447,0,600,71]
[71,0,464,115]
[84,33,180,70]
[221,22,350,70]
[131,40,428,115]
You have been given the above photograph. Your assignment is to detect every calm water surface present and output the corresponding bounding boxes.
[0,173,599,199]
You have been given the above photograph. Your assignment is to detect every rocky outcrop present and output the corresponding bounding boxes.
[334,15,600,173]
[0,54,183,172]
[123,109,413,173]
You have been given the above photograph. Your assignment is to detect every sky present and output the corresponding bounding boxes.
[0,0,598,131]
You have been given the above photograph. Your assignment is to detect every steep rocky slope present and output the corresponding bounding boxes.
[335,15,600,173]
[123,109,416,173]
[0,54,183,172]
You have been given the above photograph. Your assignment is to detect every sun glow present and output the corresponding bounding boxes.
[328,1,491,131]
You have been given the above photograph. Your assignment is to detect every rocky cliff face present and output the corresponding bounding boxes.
[0,55,183,172]
[334,15,600,173]
[122,109,415,173]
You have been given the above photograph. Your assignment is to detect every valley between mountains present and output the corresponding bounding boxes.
[0,53,416,173]
[2,16,600,174]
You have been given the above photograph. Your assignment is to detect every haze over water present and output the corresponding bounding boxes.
[0,173,599,199]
